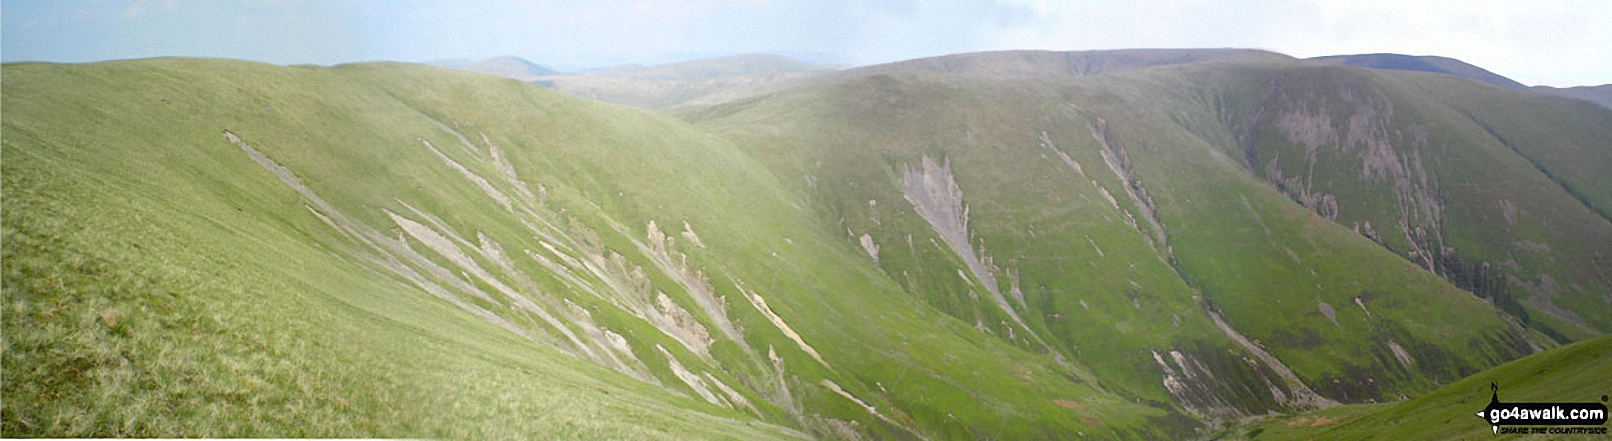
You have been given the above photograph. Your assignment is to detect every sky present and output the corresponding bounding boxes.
[3,0,1610,87]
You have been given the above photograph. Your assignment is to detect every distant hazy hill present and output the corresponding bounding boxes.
[533,54,833,109]
[533,50,1293,110]
[1308,53,1528,90]
[847,48,1293,78]
[1308,53,1612,110]
[430,56,555,78]
[586,54,826,80]
[1533,84,1612,109]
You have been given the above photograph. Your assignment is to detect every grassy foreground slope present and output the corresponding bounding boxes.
[0,58,804,438]
[1,59,797,438]
[3,58,1168,438]
[1240,335,1612,440]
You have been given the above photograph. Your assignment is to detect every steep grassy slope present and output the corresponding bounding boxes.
[3,58,1174,439]
[691,72,1322,421]
[1,59,797,439]
[1238,335,1612,440]
[6,51,1606,439]
[1224,64,1612,336]
[683,53,1606,420]
[1,58,791,438]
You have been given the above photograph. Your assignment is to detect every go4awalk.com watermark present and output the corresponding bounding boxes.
[1476,382,1608,435]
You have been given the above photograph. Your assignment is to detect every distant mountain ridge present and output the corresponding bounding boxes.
[581,54,827,80]
[429,56,555,78]
[1307,53,1612,109]
[450,50,1612,112]
[847,48,1293,78]
[1532,84,1612,109]
[1307,53,1529,90]
[429,52,1612,111]
[531,54,835,109]
[529,49,1297,110]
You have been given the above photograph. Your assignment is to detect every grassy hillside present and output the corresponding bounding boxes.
[1,59,800,438]
[1222,63,1612,336]
[684,51,1608,421]
[533,49,1291,111]
[1237,335,1612,440]
[5,50,1606,439]
[3,58,1186,438]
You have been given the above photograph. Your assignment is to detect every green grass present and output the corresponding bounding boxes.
[3,58,1184,439]
[1234,335,1612,440]
[2,58,805,439]
[5,52,1607,439]
[684,55,1599,419]
[1226,65,1612,334]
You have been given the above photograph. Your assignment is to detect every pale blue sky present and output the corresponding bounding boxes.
[3,0,1609,86]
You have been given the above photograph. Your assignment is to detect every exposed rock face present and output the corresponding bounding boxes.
[1247,76,1450,280]
[1153,350,1240,420]
[1251,76,1589,337]
[1041,130,1086,178]
[680,220,706,248]
[1206,308,1340,410]
[739,282,828,368]
[859,233,879,263]
[1318,300,1339,327]
[642,220,744,345]
[898,155,1036,340]
[227,125,803,418]
[1386,341,1416,367]
[1090,118,1170,256]
[659,345,727,407]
